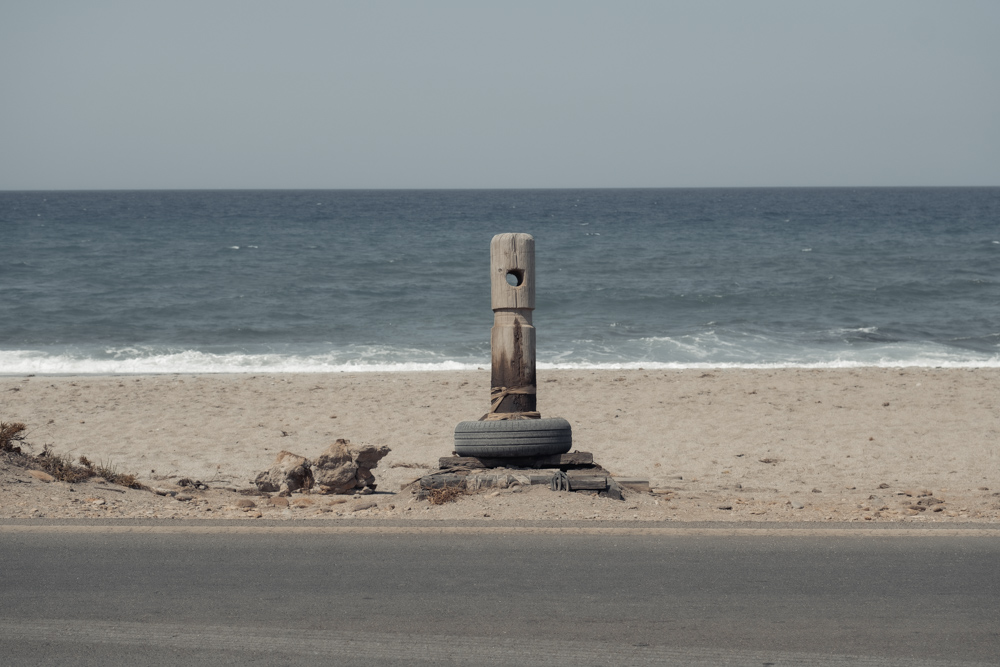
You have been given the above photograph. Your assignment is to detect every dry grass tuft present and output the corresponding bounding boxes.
[1,420,142,489]
[427,485,465,505]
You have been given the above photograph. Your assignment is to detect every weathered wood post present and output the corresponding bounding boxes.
[453,233,571,458]
[486,233,539,420]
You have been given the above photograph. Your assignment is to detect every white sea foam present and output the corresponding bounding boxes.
[1,347,997,375]
[0,349,482,375]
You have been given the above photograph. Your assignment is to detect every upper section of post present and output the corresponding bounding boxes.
[490,233,535,311]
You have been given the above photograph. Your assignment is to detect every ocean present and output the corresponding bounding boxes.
[2,188,998,374]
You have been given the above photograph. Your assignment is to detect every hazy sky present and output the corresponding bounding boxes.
[2,1,998,189]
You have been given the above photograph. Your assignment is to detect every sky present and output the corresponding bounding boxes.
[2,1,998,190]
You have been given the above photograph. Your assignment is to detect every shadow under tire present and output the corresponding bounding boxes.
[454,418,572,458]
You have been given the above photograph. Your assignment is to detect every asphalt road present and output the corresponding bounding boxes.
[1,522,998,666]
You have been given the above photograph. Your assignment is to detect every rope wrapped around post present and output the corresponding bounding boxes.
[480,386,541,421]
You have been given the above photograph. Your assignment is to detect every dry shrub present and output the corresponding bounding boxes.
[0,422,27,453]
[427,485,465,505]
[34,446,95,483]
[1,420,142,488]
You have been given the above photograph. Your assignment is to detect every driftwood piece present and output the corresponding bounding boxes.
[439,451,594,470]
[420,474,468,490]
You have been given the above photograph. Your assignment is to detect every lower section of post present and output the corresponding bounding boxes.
[490,311,536,414]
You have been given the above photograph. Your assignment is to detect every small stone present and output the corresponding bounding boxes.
[878,483,890,489]
[27,470,55,483]
[811,488,822,493]
[351,500,378,512]
[790,501,804,509]
[265,496,289,508]
[91,499,106,506]
[717,504,733,510]
[234,499,256,509]
[174,493,193,502]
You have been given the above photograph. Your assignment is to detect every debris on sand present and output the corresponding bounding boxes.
[254,439,390,495]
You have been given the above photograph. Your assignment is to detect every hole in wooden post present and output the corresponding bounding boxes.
[506,270,524,287]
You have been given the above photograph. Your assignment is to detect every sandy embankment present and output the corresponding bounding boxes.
[2,368,998,522]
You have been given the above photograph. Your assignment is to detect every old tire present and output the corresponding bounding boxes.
[454,418,572,458]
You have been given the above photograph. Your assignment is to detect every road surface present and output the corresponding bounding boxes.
[1,521,998,665]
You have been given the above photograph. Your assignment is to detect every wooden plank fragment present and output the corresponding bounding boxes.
[527,474,554,485]
[567,475,608,491]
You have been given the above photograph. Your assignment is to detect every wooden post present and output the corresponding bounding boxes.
[487,233,538,419]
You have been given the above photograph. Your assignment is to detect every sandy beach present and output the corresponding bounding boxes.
[2,368,999,523]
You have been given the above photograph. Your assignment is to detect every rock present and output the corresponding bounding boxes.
[264,496,289,508]
[717,504,733,510]
[312,439,390,494]
[878,483,890,489]
[254,450,314,494]
[351,500,378,512]
[28,470,55,483]
[175,493,193,502]
[151,487,173,496]
[811,488,822,493]
[234,499,256,509]
[790,501,804,509]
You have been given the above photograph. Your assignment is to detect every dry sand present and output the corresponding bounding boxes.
[2,368,999,523]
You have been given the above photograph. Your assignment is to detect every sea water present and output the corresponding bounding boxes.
[2,188,998,373]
